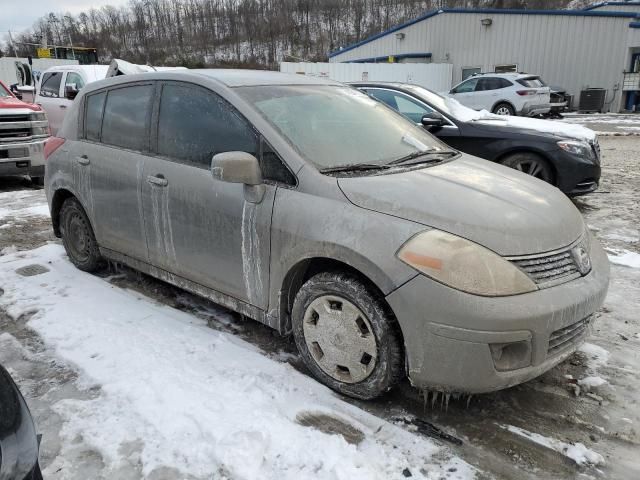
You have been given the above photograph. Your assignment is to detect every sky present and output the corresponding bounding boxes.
[1,0,128,41]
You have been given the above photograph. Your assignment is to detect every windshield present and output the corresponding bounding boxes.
[0,83,11,97]
[237,85,448,170]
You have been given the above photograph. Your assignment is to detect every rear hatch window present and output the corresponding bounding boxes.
[517,77,546,88]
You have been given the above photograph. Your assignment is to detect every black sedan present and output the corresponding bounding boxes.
[0,364,42,480]
[352,82,600,196]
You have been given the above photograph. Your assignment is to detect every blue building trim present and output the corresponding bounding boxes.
[583,2,640,11]
[345,52,432,63]
[329,7,640,59]
[629,20,640,26]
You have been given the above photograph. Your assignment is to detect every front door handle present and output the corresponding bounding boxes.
[60,104,67,109]
[77,155,90,166]
[147,174,168,187]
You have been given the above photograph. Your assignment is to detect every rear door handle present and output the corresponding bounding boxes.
[60,104,67,109]
[147,174,168,187]
[77,155,90,166]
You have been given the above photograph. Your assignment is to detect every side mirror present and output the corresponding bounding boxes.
[211,151,263,185]
[64,84,79,100]
[421,112,445,129]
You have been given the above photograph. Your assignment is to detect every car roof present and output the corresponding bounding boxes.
[190,69,342,87]
[470,72,539,79]
[42,64,110,81]
[81,68,343,93]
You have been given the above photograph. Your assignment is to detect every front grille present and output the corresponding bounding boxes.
[510,248,581,288]
[0,113,47,144]
[547,315,591,356]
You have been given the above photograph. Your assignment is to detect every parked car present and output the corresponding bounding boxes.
[447,73,551,117]
[0,364,42,480]
[353,82,600,195]
[0,80,48,185]
[35,65,109,135]
[45,70,609,399]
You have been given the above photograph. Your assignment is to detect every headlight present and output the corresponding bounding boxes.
[31,112,47,121]
[31,126,48,136]
[397,230,537,296]
[557,140,593,158]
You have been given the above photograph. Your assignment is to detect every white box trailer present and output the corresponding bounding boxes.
[280,62,453,92]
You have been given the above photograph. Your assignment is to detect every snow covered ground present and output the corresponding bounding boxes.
[0,135,638,479]
[561,113,640,135]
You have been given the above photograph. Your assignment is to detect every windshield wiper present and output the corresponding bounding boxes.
[387,150,457,166]
[320,163,391,174]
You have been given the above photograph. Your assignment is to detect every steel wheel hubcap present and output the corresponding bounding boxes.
[303,295,377,384]
[512,159,551,181]
[67,215,89,261]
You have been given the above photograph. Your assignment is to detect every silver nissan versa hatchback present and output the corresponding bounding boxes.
[44,70,610,399]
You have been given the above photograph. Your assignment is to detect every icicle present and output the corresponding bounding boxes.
[431,391,438,409]
[466,394,473,409]
[445,393,450,412]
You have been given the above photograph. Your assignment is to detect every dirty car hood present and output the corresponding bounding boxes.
[338,156,584,256]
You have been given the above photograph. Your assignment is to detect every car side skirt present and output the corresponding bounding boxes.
[100,247,282,333]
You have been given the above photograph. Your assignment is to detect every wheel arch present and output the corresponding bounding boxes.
[496,148,558,184]
[50,188,94,238]
[279,257,404,345]
[491,100,516,114]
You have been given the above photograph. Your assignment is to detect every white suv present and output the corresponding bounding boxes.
[447,73,551,116]
[35,65,109,135]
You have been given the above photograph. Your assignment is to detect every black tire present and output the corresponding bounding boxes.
[31,177,44,186]
[501,152,555,184]
[492,102,515,116]
[292,271,404,400]
[59,197,102,272]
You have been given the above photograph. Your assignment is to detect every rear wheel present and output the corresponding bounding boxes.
[292,271,404,399]
[492,102,515,116]
[59,197,102,272]
[501,152,554,184]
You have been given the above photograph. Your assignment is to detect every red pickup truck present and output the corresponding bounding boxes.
[0,80,49,185]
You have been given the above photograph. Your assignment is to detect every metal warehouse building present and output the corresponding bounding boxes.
[329,2,640,112]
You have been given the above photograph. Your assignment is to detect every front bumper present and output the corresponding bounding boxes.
[0,140,46,178]
[386,238,610,393]
[553,148,601,196]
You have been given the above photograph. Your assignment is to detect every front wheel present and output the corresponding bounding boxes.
[59,197,103,272]
[292,272,404,399]
[501,152,554,184]
[492,102,515,116]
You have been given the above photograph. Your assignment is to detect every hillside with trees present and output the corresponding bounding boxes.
[8,0,590,68]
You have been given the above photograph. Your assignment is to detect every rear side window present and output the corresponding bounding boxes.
[84,91,106,142]
[101,85,154,151]
[517,77,546,88]
[476,78,511,91]
[40,72,62,98]
[157,83,257,167]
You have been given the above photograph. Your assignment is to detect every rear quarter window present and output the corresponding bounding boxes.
[101,84,154,151]
[84,91,106,142]
[517,77,546,88]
